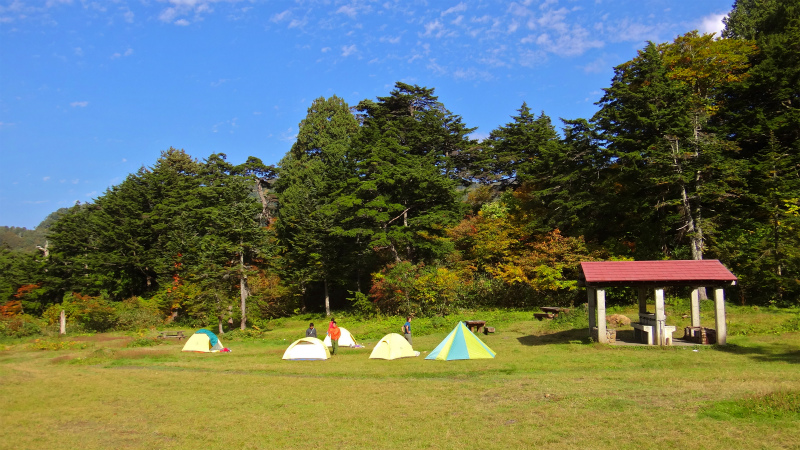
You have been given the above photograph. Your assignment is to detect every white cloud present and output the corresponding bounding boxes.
[123,10,134,23]
[380,35,402,44]
[74,47,83,56]
[341,44,357,57]
[518,48,547,68]
[603,18,659,43]
[271,10,291,22]
[441,2,467,16]
[70,101,88,107]
[43,176,50,181]
[452,66,494,81]
[427,59,446,75]
[288,18,306,28]
[422,19,443,37]
[122,158,127,162]
[111,48,133,59]
[174,19,190,26]
[699,13,726,36]
[337,5,357,18]
[45,0,72,7]
[582,57,608,73]
[537,7,569,33]
[321,47,331,52]
[540,0,558,10]
[157,0,229,24]
[534,25,603,56]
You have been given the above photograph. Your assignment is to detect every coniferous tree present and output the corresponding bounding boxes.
[338,82,473,265]
[275,95,360,315]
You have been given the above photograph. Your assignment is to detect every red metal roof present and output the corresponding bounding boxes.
[579,260,737,287]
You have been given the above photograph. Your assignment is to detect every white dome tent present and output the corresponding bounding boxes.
[323,327,358,347]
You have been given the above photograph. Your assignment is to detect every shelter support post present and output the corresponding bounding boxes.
[597,289,607,344]
[714,288,727,345]
[587,287,596,338]
[691,288,701,328]
[655,288,666,346]
[637,288,648,314]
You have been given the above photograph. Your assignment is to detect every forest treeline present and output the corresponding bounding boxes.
[1,0,798,334]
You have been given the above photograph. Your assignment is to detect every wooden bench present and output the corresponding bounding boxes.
[484,327,495,335]
[534,313,555,321]
[683,326,716,344]
[159,330,186,340]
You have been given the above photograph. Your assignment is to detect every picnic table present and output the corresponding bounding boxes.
[534,307,570,321]
[464,320,486,334]
[159,330,186,340]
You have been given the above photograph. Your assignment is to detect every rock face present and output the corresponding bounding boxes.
[606,314,631,328]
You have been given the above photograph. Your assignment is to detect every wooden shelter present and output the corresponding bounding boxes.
[578,260,738,346]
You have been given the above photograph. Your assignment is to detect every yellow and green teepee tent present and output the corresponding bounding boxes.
[425,322,496,360]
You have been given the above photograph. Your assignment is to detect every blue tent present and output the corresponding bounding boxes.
[194,329,219,347]
[425,322,496,360]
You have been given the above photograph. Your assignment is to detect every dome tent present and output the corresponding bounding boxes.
[369,333,420,360]
[425,322,495,361]
[283,337,330,360]
[323,327,358,347]
[182,329,225,353]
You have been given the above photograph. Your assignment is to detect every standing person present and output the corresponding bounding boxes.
[327,319,341,355]
[403,316,412,345]
[306,323,317,338]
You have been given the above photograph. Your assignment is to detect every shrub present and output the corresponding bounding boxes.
[126,337,166,348]
[347,290,376,318]
[42,293,119,333]
[114,297,163,330]
[369,262,466,317]
[0,314,43,338]
[28,338,89,351]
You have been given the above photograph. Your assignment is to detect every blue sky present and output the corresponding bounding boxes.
[1,0,734,229]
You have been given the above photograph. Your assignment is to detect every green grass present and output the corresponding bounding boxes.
[1,306,799,450]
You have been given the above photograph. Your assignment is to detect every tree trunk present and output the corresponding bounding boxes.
[324,277,331,317]
[255,179,271,222]
[240,246,248,330]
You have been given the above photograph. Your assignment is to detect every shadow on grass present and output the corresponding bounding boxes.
[715,343,800,365]
[516,328,590,346]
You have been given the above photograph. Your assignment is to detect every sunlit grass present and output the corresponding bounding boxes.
[1,307,799,449]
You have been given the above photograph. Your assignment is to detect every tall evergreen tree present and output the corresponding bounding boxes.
[593,42,693,258]
[275,95,360,315]
[716,1,800,303]
[337,82,473,265]
[479,103,562,186]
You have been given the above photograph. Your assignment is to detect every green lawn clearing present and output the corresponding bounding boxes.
[1,306,799,450]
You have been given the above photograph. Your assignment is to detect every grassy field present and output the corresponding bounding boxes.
[1,305,799,450]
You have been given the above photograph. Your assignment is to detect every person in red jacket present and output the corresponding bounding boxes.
[327,319,341,356]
